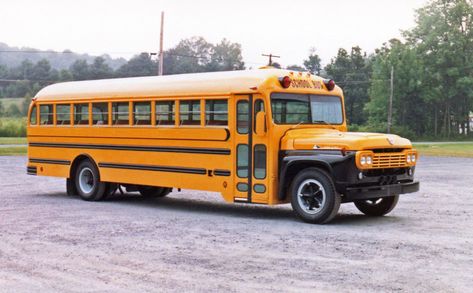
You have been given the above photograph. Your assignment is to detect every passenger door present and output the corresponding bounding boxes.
[233,94,269,203]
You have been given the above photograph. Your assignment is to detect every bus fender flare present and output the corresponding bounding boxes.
[277,157,335,201]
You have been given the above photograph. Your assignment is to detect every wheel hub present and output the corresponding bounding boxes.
[297,179,326,214]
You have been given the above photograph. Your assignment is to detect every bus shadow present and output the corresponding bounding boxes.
[39,191,402,225]
[106,193,297,222]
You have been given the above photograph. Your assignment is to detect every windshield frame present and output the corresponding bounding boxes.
[269,92,345,125]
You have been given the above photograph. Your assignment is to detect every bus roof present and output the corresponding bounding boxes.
[34,68,332,101]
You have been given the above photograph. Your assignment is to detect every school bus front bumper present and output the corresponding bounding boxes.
[343,180,419,201]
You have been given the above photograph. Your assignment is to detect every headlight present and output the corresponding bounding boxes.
[411,154,416,162]
[407,155,411,163]
[356,151,374,169]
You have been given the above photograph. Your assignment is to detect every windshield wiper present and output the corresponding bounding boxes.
[313,120,337,130]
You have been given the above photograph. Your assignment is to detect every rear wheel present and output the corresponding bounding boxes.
[354,195,399,216]
[138,186,171,198]
[74,160,106,201]
[290,168,340,224]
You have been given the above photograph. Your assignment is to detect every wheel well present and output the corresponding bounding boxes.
[69,154,96,179]
[281,161,332,200]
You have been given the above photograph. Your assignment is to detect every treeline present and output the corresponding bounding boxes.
[1,0,472,140]
[288,0,473,139]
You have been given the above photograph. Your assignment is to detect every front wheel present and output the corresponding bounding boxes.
[290,168,341,224]
[354,195,399,216]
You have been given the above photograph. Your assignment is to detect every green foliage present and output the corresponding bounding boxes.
[116,53,156,77]
[303,49,322,75]
[0,118,26,137]
[286,65,305,71]
[325,46,372,125]
[163,37,245,75]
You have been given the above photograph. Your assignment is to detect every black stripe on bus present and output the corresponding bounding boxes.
[29,142,231,155]
[98,162,207,175]
[27,166,37,175]
[29,158,71,165]
[214,169,231,177]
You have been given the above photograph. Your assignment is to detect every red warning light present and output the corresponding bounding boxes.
[324,79,335,91]
[279,76,291,88]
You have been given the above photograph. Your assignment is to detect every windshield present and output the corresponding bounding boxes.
[271,93,343,125]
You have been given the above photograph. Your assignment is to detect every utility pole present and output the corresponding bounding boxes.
[387,65,394,133]
[158,11,164,76]
[262,53,280,66]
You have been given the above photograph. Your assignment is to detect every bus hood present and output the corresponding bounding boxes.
[281,128,412,151]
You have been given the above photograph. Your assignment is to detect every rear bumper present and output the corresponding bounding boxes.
[343,181,419,201]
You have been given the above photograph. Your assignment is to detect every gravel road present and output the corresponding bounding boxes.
[1,156,472,292]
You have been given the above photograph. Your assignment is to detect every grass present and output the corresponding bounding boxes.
[0,146,27,156]
[0,117,27,137]
[414,142,473,158]
[0,97,23,109]
[0,137,26,145]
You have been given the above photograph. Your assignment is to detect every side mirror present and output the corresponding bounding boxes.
[255,111,266,136]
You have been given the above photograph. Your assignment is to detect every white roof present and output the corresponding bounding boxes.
[34,68,334,101]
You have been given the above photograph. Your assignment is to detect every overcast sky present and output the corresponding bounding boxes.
[1,0,429,67]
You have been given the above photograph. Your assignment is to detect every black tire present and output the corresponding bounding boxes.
[138,186,171,198]
[290,168,341,224]
[354,195,399,216]
[74,160,106,201]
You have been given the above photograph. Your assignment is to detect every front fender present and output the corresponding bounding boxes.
[278,150,355,200]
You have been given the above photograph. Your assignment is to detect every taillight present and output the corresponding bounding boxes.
[324,79,335,91]
[279,76,291,88]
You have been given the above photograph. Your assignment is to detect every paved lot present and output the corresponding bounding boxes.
[1,156,472,292]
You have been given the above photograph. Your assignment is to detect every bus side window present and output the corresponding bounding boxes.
[134,102,151,125]
[237,100,249,134]
[74,104,90,125]
[112,102,129,125]
[156,101,175,125]
[56,104,71,125]
[30,105,37,125]
[205,99,228,126]
[39,104,53,125]
[92,103,109,125]
[180,100,200,126]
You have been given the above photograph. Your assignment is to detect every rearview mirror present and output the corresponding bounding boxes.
[255,111,266,136]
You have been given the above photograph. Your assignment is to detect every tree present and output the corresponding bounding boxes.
[163,36,245,75]
[70,60,90,81]
[405,0,473,137]
[286,65,305,71]
[116,53,156,77]
[6,103,21,117]
[325,46,372,125]
[207,38,245,71]
[303,49,322,75]
[89,57,113,79]
[365,39,423,137]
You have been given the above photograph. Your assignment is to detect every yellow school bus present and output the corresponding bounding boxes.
[26,68,419,224]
